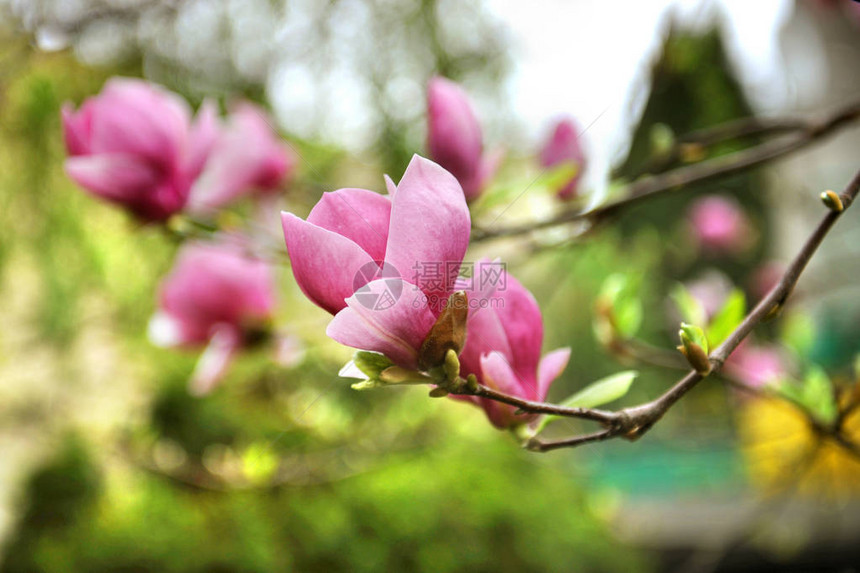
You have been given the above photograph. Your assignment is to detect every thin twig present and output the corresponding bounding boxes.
[454,167,860,451]
[612,337,690,370]
[526,430,614,452]
[621,116,808,180]
[469,384,617,425]
[678,116,808,147]
[474,100,860,242]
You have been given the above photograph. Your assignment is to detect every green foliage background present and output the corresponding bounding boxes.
[1,9,858,572]
[0,36,652,573]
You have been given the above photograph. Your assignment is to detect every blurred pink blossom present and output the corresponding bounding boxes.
[725,340,785,388]
[539,117,587,200]
[188,102,296,214]
[148,239,276,395]
[62,78,216,222]
[687,195,752,255]
[685,270,733,321]
[427,77,500,202]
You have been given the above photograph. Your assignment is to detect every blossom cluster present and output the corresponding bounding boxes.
[62,75,590,429]
[63,78,295,222]
[63,78,294,394]
[282,155,571,428]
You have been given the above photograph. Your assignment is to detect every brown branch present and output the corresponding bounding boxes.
[474,100,860,242]
[526,430,614,452]
[619,116,809,180]
[609,337,690,370]
[468,383,617,425]
[677,116,809,147]
[454,167,860,451]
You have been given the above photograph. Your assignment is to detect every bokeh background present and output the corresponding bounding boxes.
[1,0,859,571]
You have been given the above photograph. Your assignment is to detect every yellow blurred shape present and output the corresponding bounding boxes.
[738,397,860,497]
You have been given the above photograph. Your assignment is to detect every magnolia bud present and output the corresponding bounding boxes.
[418,291,468,370]
[678,323,711,375]
[443,348,461,382]
[679,142,706,163]
[353,350,394,379]
[378,366,434,385]
[820,190,844,212]
[428,387,449,398]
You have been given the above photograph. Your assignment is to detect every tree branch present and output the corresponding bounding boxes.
[454,167,860,451]
[526,430,614,452]
[474,100,860,242]
[468,383,617,425]
[617,116,809,180]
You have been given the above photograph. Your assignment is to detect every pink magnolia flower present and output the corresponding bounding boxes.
[282,154,470,316]
[685,270,733,321]
[282,156,470,370]
[188,102,296,214]
[62,78,217,222]
[539,117,587,200]
[427,77,500,202]
[725,340,785,388]
[687,195,752,255]
[148,239,276,395]
[455,272,571,429]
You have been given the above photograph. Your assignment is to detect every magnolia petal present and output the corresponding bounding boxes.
[65,153,161,200]
[384,155,470,303]
[307,188,391,262]
[427,77,483,187]
[91,78,190,165]
[540,118,586,199]
[480,351,527,397]
[189,325,241,396]
[157,240,276,344]
[383,174,397,197]
[479,351,532,428]
[494,273,543,379]
[186,98,220,180]
[281,211,376,315]
[272,333,306,368]
[229,103,294,189]
[162,240,276,325]
[188,103,294,212]
[326,279,436,370]
[61,102,93,156]
[537,348,571,401]
[459,299,511,382]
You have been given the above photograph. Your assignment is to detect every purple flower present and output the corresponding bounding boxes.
[455,272,570,429]
[539,117,587,200]
[427,77,500,202]
[62,78,216,222]
[687,195,752,255]
[281,154,470,315]
[282,156,470,369]
[685,271,733,321]
[148,238,276,395]
[188,102,296,214]
[725,340,785,388]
